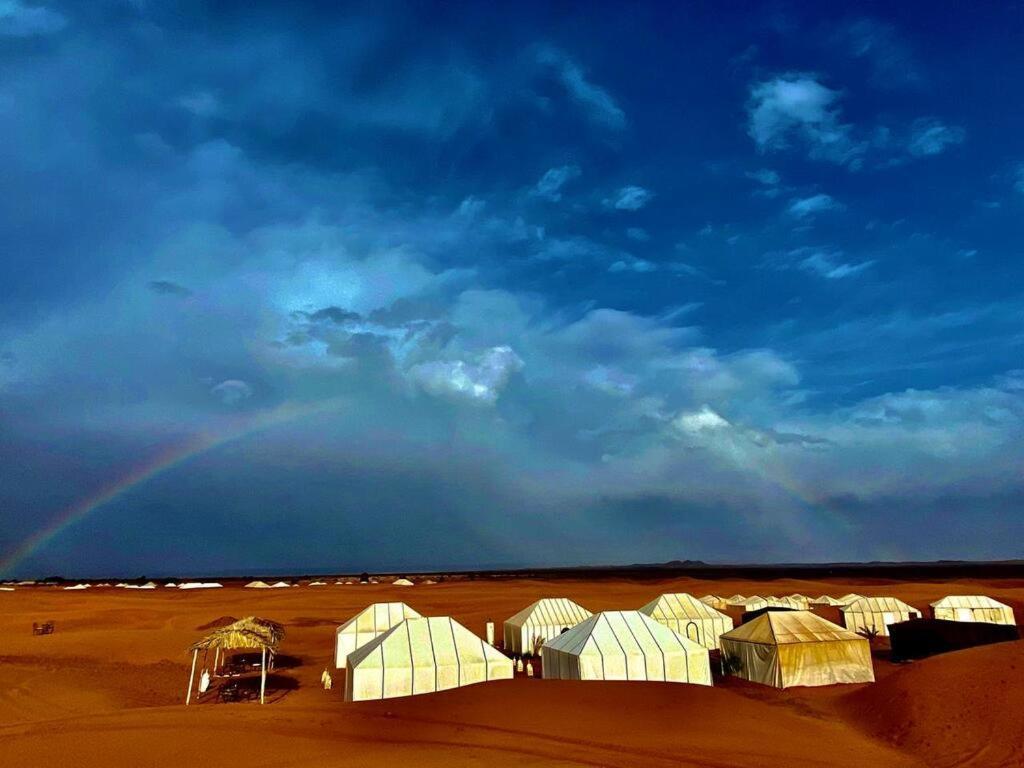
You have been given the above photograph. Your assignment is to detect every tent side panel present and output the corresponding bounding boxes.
[722,639,781,688]
[777,640,874,688]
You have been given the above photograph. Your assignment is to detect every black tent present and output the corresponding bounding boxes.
[889,618,1019,661]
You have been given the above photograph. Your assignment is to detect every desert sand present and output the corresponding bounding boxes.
[1,575,1022,767]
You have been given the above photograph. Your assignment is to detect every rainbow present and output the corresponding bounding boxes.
[0,398,346,576]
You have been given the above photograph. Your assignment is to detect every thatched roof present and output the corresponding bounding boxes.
[190,616,285,653]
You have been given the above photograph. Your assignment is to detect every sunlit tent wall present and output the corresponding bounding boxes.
[719,611,873,689]
[335,602,421,668]
[841,597,921,637]
[503,598,592,655]
[638,593,734,650]
[930,596,1015,625]
[345,616,512,701]
[541,611,712,686]
[836,593,865,606]
[766,596,805,609]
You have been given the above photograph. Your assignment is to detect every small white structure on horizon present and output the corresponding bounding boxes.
[309,581,327,586]
[177,582,223,590]
[541,611,712,686]
[392,578,414,587]
[335,602,422,668]
[930,595,1015,625]
[245,581,272,589]
[345,616,512,701]
[810,595,846,606]
[270,581,292,589]
[64,583,91,590]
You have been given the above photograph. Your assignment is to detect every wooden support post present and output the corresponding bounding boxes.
[185,648,198,705]
[260,647,267,704]
[213,647,220,672]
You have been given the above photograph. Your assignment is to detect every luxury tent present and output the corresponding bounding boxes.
[930,596,1015,625]
[270,581,291,589]
[503,598,592,655]
[841,597,921,637]
[766,596,804,609]
[726,594,746,604]
[836,593,865,606]
[335,602,422,668]
[541,611,712,685]
[186,616,284,705]
[719,610,874,689]
[308,581,327,586]
[63,583,90,590]
[699,595,729,610]
[786,594,812,607]
[178,582,222,589]
[392,578,414,587]
[638,593,734,650]
[245,581,271,589]
[811,595,847,606]
[345,616,512,701]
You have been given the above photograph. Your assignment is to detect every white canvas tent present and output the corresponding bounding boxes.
[836,593,865,606]
[930,595,1015,625]
[841,597,920,637]
[245,581,271,589]
[810,595,846,606]
[699,595,728,610]
[726,594,746,604]
[345,616,512,701]
[335,602,422,668]
[720,610,874,689]
[765,596,804,609]
[638,593,734,650]
[392,578,414,587]
[503,597,592,655]
[732,596,769,611]
[541,611,712,686]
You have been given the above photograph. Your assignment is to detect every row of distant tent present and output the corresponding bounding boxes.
[243,577,424,588]
[58,582,224,590]
[332,592,1018,700]
[4,577,427,592]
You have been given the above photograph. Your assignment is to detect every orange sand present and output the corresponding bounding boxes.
[1,575,1022,767]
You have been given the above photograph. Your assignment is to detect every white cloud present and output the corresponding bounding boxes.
[533,165,581,201]
[176,91,221,118]
[787,193,842,218]
[408,345,523,405]
[747,75,863,166]
[1014,163,1024,195]
[607,185,653,211]
[906,118,966,157]
[625,227,650,242]
[798,250,874,279]
[210,379,253,405]
[537,47,626,130]
[609,257,656,273]
[673,405,730,434]
[0,0,66,36]
[746,168,780,186]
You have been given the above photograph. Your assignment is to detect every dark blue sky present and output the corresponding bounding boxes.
[2,1,1023,576]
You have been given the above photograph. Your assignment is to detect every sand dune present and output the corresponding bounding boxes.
[1,576,1021,767]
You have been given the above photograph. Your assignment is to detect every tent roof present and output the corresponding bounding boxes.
[190,616,285,652]
[392,578,414,586]
[245,581,271,588]
[640,593,728,621]
[837,593,865,604]
[505,597,591,628]
[726,594,746,602]
[929,595,1010,609]
[347,616,505,669]
[842,596,918,614]
[544,610,705,656]
[721,610,862,645]
[338,602,421,634]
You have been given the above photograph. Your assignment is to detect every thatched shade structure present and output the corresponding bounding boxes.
[186,617,285,705]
